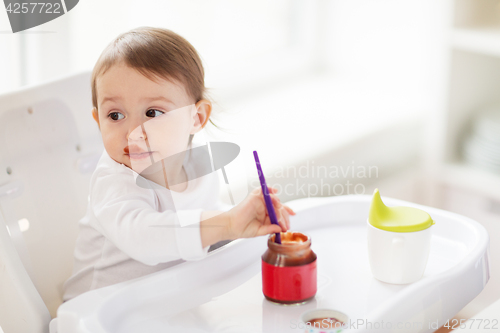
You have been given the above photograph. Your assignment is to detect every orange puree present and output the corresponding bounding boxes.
[306,317,344,329]
[275,231,307,244]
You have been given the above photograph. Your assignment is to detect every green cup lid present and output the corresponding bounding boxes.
[369,188,435,232]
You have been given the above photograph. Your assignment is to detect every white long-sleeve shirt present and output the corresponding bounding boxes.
[62,144,230,302]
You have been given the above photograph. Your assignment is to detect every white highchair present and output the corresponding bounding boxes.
[0,71,103,333]
[0,72,496,333]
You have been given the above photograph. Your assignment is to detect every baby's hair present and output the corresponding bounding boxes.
[91,26,217,143]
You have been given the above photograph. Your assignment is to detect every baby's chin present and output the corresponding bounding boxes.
[126,161,151,175]
[111,155,149,174]
[127,157,166,175]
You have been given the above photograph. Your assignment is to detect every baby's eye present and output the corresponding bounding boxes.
[146,109,165,118]
[108,112,124,121]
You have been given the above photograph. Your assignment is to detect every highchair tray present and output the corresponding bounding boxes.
[55,195,490,333]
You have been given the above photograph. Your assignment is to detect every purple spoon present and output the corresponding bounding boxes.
[253,151,281,244]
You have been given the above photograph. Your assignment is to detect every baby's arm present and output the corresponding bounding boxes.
[90,173,210,265]
[91,171,294,265]
[198,187,295,248]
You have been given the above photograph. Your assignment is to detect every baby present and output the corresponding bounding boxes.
[62,27,294,302]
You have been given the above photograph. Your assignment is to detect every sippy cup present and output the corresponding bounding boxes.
[367,189,435,284]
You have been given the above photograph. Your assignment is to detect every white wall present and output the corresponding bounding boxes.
[0,0,313,94]
[323,0,445,115]
[1,0,445,112]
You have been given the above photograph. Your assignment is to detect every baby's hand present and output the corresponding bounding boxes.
[225,186,296,240]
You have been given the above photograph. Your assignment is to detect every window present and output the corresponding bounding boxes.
[0,1,318,96]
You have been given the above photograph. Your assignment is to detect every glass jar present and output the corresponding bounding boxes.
[261,231,317,304]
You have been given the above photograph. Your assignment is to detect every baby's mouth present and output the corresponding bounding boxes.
[126,151,154,160]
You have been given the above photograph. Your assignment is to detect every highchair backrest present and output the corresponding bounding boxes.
[0,71,103,333]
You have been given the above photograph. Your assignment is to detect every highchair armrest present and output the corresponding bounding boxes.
[454,298,500,332]
[49,318,58,333]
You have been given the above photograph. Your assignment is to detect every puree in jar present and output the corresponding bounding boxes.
[272,231,307,244]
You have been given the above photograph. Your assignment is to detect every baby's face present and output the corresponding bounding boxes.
[94,62,201,174]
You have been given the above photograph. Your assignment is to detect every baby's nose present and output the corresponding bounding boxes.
[127,123,147,141]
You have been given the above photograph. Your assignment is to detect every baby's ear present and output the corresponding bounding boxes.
[191,100,212,134]
[92,108,100,127]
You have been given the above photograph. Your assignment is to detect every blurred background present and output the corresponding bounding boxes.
[1,0,500,328]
